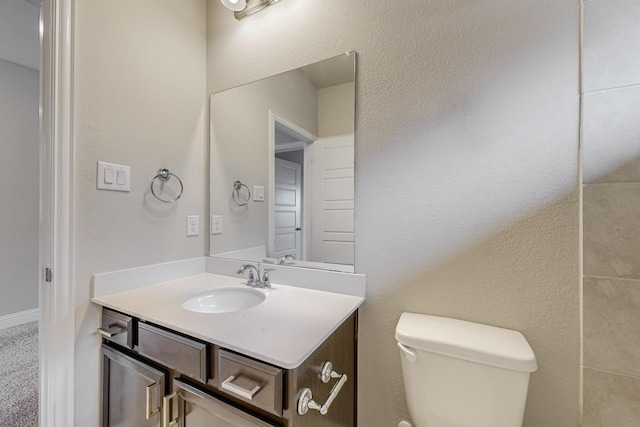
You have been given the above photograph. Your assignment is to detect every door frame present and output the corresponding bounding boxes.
[267,111,315,260]
[40,0,75,426]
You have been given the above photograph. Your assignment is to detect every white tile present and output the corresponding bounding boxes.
[583,0,640,92]
[583,85,640,183]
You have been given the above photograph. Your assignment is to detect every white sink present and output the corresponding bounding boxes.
[180,288,265,314]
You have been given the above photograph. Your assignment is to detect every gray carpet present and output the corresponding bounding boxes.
[0,321,38,427]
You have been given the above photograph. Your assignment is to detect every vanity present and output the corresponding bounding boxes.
[91,51,361,427]
[91,261,365,427]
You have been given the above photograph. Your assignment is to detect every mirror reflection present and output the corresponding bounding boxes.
[209,52,356,272]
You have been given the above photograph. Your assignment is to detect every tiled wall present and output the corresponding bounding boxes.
[582,0,640,425]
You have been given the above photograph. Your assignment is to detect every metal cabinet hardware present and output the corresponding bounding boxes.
[221,375,261,400]
[297,361,348,416]
[97,324,126,338]
[145,381,161,420]
[163,391,178,427]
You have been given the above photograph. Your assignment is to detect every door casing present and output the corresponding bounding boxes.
[39,0,75,426]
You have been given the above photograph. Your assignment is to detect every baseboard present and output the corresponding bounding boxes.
[0,308,39,330]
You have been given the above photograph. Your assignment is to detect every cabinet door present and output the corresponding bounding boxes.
[167,379,280,427]
[102,345,167,427]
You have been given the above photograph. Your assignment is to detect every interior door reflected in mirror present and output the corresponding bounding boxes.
[209,52,356,272]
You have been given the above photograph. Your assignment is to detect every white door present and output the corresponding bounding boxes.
[310,135,354,265]
[272,158,302,260]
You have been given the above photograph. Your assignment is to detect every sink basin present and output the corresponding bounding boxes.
[180,288,265,314]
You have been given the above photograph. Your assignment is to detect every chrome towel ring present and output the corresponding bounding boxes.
[151,168,183,203]
[232,180,250,206]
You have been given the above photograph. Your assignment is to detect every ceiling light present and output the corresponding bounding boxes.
[220,0,247,12]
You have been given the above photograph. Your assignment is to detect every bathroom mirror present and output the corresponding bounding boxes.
[209,52,356,272]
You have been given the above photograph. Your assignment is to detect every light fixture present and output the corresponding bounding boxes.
[220,0,246,12]
[220,0,281,20]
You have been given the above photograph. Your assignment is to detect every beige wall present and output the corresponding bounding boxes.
[208,1,580,426]
[73,0,207,424]
[0,58,39,318]
[318,82,355,137]
[209,69,317,256]
[582,0,640,424]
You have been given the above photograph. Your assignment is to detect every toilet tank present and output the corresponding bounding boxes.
[395,313,537,427]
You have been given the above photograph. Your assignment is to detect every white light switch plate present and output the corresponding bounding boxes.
[97,161,131,192]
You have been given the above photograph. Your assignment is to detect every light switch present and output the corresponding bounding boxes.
[97,161,131,192]
[104,168,114,184]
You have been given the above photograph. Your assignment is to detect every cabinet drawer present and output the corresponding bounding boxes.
[138,322,208,383]
[217,349,283,416]
[99,308,134,349]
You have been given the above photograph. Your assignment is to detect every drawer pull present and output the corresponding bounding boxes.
[162,391,178,427]
[97,324,126,338]
[221,375,261,400]
[145,381,161,420]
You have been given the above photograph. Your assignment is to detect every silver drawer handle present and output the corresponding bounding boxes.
[145,382,161,420]
[221,375,261,400]
[163,391,178,427]
[97,324,126,338]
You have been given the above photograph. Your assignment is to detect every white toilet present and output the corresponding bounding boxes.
[395,313,537,427]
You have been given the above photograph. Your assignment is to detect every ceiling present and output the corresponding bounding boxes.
[0,0,40,70]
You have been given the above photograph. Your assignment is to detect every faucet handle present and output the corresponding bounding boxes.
[262,267,276,288]
[278,254,296,265]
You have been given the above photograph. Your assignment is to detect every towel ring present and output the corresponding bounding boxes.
[151,168,183,203]
[232,180,250,206]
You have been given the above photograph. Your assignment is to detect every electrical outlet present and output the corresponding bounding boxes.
[211,215,222,235]
[253,185,265,202]
[187,215,199,237]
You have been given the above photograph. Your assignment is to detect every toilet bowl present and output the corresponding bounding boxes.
[395,313,537,427]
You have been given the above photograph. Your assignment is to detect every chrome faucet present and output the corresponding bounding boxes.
[237,264,273,288]
[236,264,260,287]
[278,254,296,265]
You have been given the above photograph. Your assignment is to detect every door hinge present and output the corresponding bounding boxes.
[45,268,52,283]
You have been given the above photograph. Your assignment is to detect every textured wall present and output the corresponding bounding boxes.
[73,0,207,424]
[0,58,39,318]
[582,0,640,424]
[207,1,580,425]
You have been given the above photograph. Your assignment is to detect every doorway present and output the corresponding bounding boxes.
[268,112,315,262]
[0,0,41,425]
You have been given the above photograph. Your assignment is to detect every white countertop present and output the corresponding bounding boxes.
[91,272,364,369]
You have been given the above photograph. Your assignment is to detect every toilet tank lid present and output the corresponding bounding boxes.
[395,313,537,373]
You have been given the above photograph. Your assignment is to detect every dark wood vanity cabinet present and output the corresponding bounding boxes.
[100,308,357,427]
[282,314,357,426]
